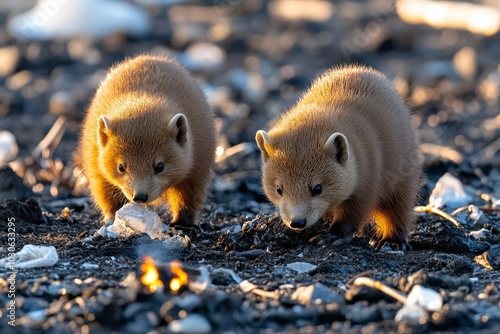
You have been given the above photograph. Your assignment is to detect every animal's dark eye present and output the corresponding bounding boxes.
[311,184,322,196]
[276,185,283,196]
[154,162,165,174]
[118,163,126,173]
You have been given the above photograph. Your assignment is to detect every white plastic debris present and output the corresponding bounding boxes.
[0,131,18,166]
[168,313,212,334]
[0,245,58,269]
[287,262,317,274]
[98,203,164,239]
[429,173,472,208]
[80,262,99,269]
[395,285,443,322]
[8,0,150,41]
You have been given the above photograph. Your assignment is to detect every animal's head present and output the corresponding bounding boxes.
[255,130,357,230]
[97,112,192,205]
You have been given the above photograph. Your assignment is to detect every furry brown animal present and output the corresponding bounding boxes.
[79,55,216,225]
[256,65,421,250]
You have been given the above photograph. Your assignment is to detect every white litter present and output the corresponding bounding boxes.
[0,245,58,269]
[98,203,164,239]
[8,0,150,41]
[429,173,472,208]
[0,131,18,166]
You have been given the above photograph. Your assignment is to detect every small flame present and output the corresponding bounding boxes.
[140,256,163,292]
[169,260,188,292]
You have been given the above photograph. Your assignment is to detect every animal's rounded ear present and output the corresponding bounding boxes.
[255,130,274,161]
[168,113,188,145]
[97,116,112,147]
[324,132,349,164]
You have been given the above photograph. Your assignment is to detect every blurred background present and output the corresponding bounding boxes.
[0,0,499,202]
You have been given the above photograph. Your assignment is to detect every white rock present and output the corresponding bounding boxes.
[99,203,164,239]
[395,303,426,322]
[291,283,343,304]
[180,43,225,72]
[405,285,443,312]
[287,262,317,274]
[168,313,212,334]
[8,0,150,41]
[470,228,492,240]
[0,131,18,166]
[163,235,191,251]
[80,262,99,269]
[0,245,58,269]
[429,173,472,208]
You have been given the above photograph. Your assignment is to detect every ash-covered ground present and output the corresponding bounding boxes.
[0,1,500,333]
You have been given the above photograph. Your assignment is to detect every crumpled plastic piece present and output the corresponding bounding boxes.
[0,245,58,269]
[98,203,164,239]
[429,173,472,208]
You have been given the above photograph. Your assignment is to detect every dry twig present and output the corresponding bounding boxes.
[353,277,407,304]
[414,205,461,227]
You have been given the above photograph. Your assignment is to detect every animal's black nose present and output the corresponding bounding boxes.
[133,193,148,203]
[290,219,306,229]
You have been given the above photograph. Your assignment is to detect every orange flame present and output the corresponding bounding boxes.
[140,256,163,292]
[169,260,188,292]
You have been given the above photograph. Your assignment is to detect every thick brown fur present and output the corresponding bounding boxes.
[256,65,421,247]
[79,55,216,225]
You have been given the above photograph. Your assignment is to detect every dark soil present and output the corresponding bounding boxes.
[1,0,500,333]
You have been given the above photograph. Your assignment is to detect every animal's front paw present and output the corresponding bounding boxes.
[309,233,353,246]
[369,238,412,253]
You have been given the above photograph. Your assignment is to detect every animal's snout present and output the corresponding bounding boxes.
[133,193,148,203]
[290,219,307,229]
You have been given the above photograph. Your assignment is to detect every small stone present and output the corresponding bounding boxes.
[6,70,32,90]
[167,313,212,334]
[291,283,344,304]
[345,303,382,325]
[49,91,77,118]
[181,42,225,72]
[395,303,426,322]
[453,46,476,82]
[470,228,492,240]
[475,245,500,270]
[80,262,99,269]
[287,262,317,274]
[0,46,19,76]
[174,294,202,312]
[405,285,443,312]
[21,298,49,313]
[163,235,191,251]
